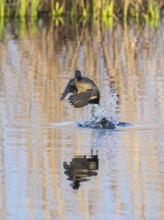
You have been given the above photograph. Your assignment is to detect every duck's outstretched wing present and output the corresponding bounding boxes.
[60,79,77,100]
[68,90,91,108]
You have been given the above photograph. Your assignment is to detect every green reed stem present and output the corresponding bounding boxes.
[19,0,28,18]
[148,0,154,18]
[108,0,114,17]
[0,17,4,39]
[0,0,5,18]
[31,0,40,18]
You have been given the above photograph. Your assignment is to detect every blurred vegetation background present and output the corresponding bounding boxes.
[0,0,163,21]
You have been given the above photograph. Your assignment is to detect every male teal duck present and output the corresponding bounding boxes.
[60,70,100,108]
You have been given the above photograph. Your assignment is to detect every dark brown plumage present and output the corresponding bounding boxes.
[60,70,100,108]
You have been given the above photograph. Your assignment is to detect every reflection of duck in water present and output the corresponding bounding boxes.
[63,150,99,190]
[60,70,100,108]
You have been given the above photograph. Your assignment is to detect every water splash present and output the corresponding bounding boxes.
[78,106,117,129]
[101,86,119,119]
[78,87,119,129]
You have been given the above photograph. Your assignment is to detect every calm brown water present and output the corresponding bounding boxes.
[0,19,164,220]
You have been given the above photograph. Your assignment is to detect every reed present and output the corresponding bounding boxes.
[31,0,40,18]
[0,0,5,17]
[0,17,4,39]
[0,0,162,21]
[18,0,28,18]
[123,0,130,20]
[51,1,64,18]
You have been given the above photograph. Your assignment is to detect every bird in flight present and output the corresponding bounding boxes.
[60,70,100,108]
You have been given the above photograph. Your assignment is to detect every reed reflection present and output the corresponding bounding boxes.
[63,150,99,190]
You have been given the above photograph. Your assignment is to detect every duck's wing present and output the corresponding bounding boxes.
[60,79,77,100]
[68,90,91,108]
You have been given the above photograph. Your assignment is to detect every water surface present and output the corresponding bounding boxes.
[0,19,164,220]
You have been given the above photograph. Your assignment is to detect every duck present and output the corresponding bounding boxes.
[60,70,100,108]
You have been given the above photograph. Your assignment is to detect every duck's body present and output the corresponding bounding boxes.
[60,70,100,108]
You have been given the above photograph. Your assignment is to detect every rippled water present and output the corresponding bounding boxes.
[0,19,164,220]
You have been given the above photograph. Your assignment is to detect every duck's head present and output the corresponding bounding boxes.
[74,70,82,80]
